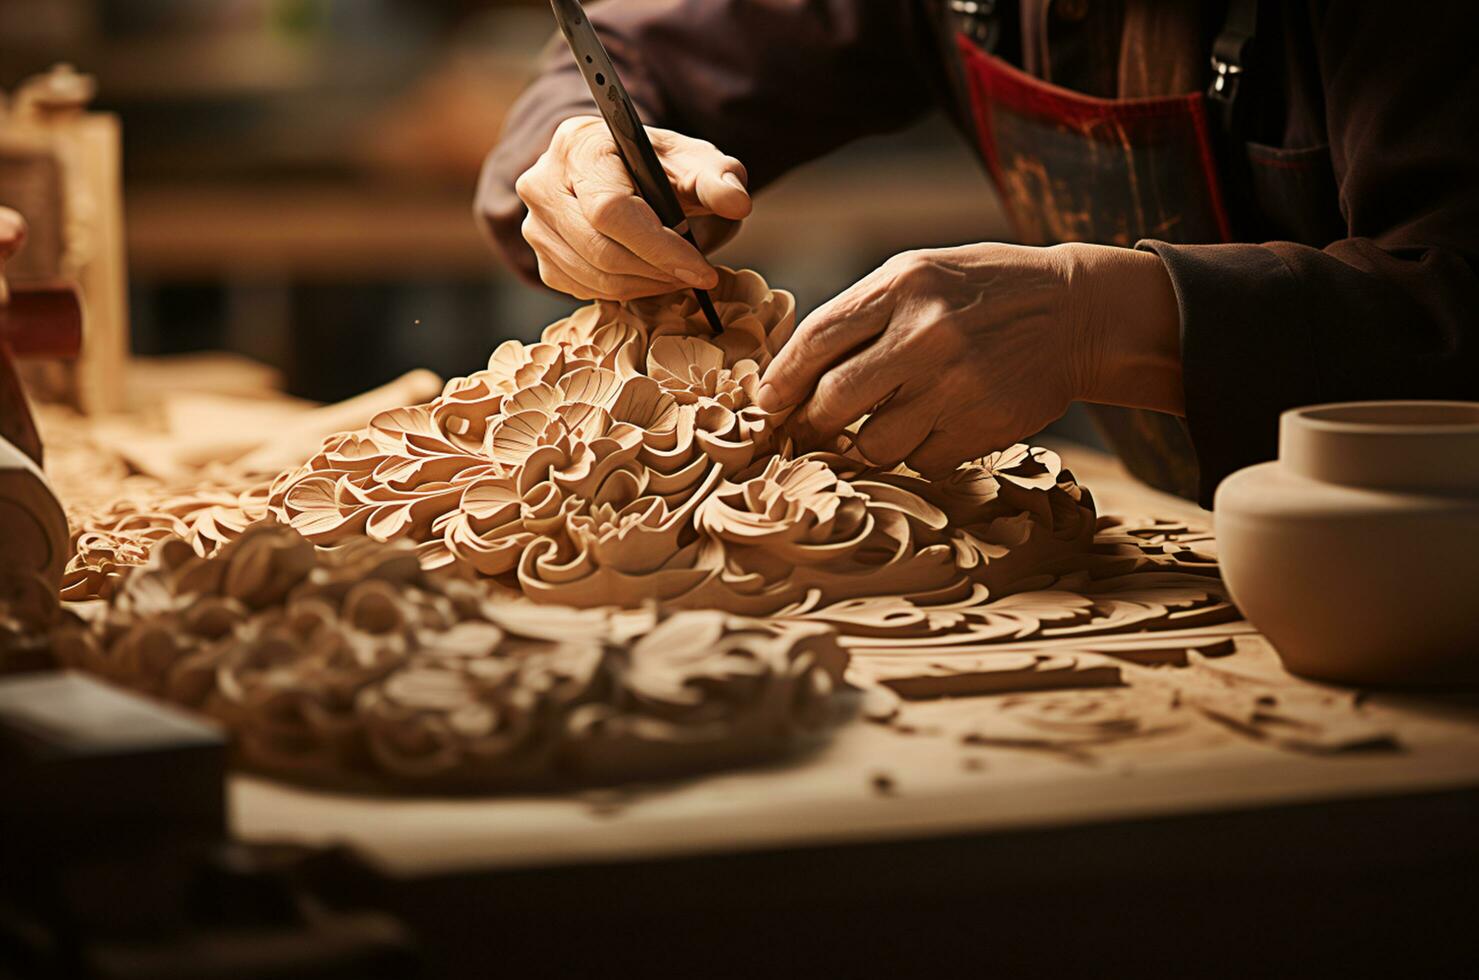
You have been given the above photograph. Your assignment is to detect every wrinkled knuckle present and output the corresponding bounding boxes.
[854,426,898,466]
[926,323,968,362]
[683,136,718,157]
[882,250,915,272]
[513,167,539,203]
[795,322,835,357]
[553,116,589,142]
[583,193,629,233]
[810,377,851,427]
[889,250,938,286]
[519,213,541,246]
[902,252,934,279]
[893,319,932,352]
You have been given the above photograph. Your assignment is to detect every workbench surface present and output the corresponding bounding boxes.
[229,444,1479,879]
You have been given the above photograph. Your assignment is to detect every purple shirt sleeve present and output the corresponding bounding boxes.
[1140,0,1479,506]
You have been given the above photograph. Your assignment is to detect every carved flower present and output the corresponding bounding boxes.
[514,459,723,608]
[646,336,760,410]
[440,476,568,576]
[480,340,565,395]
[697,455,870,561]
[693,453,962,610]
[61,476,280,601]
[540,301,648,377]
[874,444,1098,591]
[626,266,795,371]
[567,496,700,576]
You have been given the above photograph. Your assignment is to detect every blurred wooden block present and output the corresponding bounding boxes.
[0,671,226,858]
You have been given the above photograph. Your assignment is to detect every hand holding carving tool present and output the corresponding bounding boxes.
[549,0,725,334]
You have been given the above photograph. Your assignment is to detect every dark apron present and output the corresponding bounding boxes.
[953,33,1233,500]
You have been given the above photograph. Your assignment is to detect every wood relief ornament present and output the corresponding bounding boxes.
[48,525,848,790]
[52,269,1228,673]
[61,479,271,601]
[266,267,1099,619]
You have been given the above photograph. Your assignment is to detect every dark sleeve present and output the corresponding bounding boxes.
[1137,1,1479,507]
[476,0,944,284]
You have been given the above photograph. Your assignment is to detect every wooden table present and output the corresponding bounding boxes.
[228,444,1479,975]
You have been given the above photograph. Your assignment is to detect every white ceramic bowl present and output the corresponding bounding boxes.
[1215,401,1479,686]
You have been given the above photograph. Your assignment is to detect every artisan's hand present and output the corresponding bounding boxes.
[514,115,752,300]
[755,242,1183,477]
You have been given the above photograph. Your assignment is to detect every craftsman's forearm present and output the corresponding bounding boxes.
[1060,243,1185,418]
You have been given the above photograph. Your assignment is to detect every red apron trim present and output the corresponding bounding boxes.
[1183,89,1234,242]
[954,33,1233,243]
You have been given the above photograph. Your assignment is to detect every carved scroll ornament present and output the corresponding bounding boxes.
[265,267,1098,617]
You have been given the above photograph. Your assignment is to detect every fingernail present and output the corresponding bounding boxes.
[755,382,780,411]
[721,172,746,193]
[673,267,705,286]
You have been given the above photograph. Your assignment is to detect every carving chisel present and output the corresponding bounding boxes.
[549,0,725,334]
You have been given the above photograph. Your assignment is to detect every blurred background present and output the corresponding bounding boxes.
[0,0,1009,404]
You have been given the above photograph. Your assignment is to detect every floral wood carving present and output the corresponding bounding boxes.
[60,482,271,601]
[263,267,1098,617]
[54,270,1227,668]
[47,525,848,790]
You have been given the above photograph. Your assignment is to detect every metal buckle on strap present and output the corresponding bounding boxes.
[1207,9,1254,110]
[1208,53,1243,103]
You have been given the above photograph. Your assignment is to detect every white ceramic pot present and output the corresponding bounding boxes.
[1215,401,1479,687]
